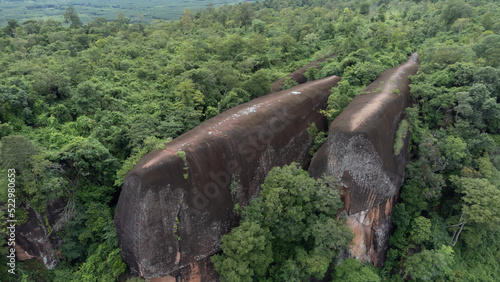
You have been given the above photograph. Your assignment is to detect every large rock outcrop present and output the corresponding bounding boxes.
[14,199,67,269]
[115,75,341,279]
[309,53,419,266]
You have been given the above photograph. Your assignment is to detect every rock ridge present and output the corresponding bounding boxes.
[115,75,341,278]
[308,52,419,265]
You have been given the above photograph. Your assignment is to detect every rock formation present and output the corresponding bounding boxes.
[270,54,336,92]
[114,75,341,279]
[14,199,67,269]
[308,53,419,266]
[116,52,419,279]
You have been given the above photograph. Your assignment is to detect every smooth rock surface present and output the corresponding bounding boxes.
[309,53,419,265]
[115,75,341,278]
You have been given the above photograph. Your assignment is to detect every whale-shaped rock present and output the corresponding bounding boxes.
[309,53,419,266]
[115,75,341,278]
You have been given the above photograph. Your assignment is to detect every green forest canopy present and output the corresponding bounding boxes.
[0,0,255,26]
[0,0,499,280]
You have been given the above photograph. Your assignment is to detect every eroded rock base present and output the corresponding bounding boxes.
[309,53,419,266]
[147,257,218,282]
[346,196,397,266]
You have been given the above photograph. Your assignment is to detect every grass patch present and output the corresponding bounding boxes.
[177,150,189,180]
[393,119,409,156]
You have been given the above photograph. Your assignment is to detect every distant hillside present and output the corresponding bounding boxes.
[0,0,254,26]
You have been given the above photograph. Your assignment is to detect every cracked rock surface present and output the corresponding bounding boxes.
[309,53,419,266]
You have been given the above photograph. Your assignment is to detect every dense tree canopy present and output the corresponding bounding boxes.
[212,163,353,281]
[0,0,498,280]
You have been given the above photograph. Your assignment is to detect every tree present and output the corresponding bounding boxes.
[452,18,469,36]
[214,163,353,280]
[211,221,273,282]
[450,176,500,233]
[280,34,296,53]
[174,79,205,112]
[31,70,70,101]
[302,33,320,50]
[343,61,384,86]
[251,19,265,34]
[304,66,320,81]
[333,258,381,282]
[115,12,130,30]
[280,77,299,90]
[180,9,194,38]
[358,2,370,16]
[238,2,254,30]
[466,83,499,130]
[70,81,103,116]
[0,82,28,118]
[404,245,454,280]
[115,136,169,187]
[323,80,355,122]
[60,201,124,272]
[473,66,499,94]
[431,45,473,67]
[3,19,19,37]
[440,135,467,165]
[72,243,126,281]
[180,67,219,107]
[219,88,249,112]
[52,104,73,124]
[441,0,472,27]
[0,135,66,214]
[476,154,500,187]
[454,91,474,120]
[218,33,246,61]
[0,122,13,138]
[473,34,500,67]
[247,34,268,55]
[243,69,271,99]
[480,11,496,31]
[410,216,432,245]
[57,136,119,187]
[0,135,39,193]
[63,6,82,29]
[449,62,476,86]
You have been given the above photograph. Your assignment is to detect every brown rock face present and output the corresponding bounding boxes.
[270,54,336,93]
[309,53,419,265]
[115,76,341,279]
[345,196,397,266]
[147,257,219,282]
[14,200,66,269]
